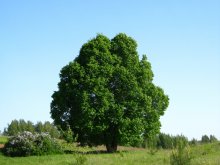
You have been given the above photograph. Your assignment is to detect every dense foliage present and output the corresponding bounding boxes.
[51,33,169,152]
[4,119,60,138]
[3,131,63,157]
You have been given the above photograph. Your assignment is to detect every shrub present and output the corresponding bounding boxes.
[3,131,63,157]
[62,125,74,143]
[3,131,35,156]
[32,133,63,155]
[74,155,87,165]
[170,139,192,165]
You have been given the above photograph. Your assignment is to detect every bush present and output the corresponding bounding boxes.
[170,139,192,165]
[3,131,63,157]
[74,155,87,165]
[32,133,63,155]
[62,125,74,143]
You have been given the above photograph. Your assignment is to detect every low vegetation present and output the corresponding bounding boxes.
[0,133,219,165]
[170,139,191,165]
[1,120,219,164]
[2,132,63,157]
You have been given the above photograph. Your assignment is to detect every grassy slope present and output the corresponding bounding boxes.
[0,137,219,165]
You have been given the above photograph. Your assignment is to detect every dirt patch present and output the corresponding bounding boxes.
[0,144,4,149]
[95,145,146,151]
[118,146,146,151]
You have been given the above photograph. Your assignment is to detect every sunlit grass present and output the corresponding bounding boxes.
[0,136,8,144]
[0,140,219,165]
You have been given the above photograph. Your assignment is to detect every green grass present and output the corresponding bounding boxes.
[0,136,8,144]
[0,141,219,165]
[190,142,220,165]
[0,150,170,165]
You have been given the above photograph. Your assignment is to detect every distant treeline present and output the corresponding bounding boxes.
[3,119,60,138]
[144,133,218,149]
[2,119,218,148]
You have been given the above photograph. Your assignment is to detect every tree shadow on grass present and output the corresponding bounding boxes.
[64,150,128,155]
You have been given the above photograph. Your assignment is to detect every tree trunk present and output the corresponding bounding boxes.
[105,125,118,152]
[106,142,117,153]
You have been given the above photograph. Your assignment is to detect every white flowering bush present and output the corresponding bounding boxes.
[3,131,63,157]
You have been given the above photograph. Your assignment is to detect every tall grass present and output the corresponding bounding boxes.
[170,140,191,165]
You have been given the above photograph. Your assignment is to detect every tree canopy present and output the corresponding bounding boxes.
[51,33,169,152]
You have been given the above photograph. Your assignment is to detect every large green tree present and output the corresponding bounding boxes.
[51,33,169,152]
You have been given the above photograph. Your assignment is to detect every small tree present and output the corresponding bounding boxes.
[5,120,20,135]
[63,126,74,143]
[209,135,218,143]
[35,121,44,133]
[189,138,198,146]
[42,121,60,138]
[201,135,210,143]
[26,121,35,133]
[170,139,191,165]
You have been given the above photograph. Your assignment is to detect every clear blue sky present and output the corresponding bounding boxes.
[0,0,219,140]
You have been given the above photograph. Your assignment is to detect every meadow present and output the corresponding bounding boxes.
[0,136,220,165]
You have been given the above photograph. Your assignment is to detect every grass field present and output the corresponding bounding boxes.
[0,136,220,165]
[0,136,8,144]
